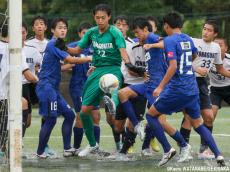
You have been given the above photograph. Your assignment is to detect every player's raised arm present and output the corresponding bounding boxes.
[143,41,164,50]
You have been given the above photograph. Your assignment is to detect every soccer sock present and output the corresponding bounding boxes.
[62,110,75,150]
[146,114,171,153]
[73,127,83,149]
[80,112,96,147]
[120,128,136,154]
[194,124,221,157]
[121,101,139,127]
[180,127,191,143]
[110,124,121,143]
[170,130,187,148]
[94,125,100,144]
[37,117,56,155]
[142,124,152,150]
[111,89,119,107]
[22,109,29,137]
[200,124,213,148]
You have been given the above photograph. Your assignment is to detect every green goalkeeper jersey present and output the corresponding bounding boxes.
[78,25,126,67]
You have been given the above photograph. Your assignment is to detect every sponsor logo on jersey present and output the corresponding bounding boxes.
[167,52,174,58]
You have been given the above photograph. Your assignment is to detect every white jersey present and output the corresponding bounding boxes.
[0,41,9,100]
[192,38,223,77]
[26,37,48,57]
[121,40,146,85]
[22,44,42,84]
[209,53,230,87]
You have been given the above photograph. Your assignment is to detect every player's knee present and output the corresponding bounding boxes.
[118,87,131,101]
[203,113,214,125]
[64,109,75,122]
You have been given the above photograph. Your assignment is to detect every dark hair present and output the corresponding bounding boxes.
[78,22,92,33]
[163,12,183,29]
[22,21,28,31]
[113,15,129,25]
[1,24,8,38]
[93,4,111,16]
[132,16,152,32]
[32,16,47,26]
[146,16,158,28]
[215,37,228,47]
[51,18,68,30]
[204,20,219,34]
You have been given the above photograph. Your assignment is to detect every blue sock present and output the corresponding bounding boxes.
[73,127,84,149]
[146,114,171,153]
[170,130,187,148]
[94,125,100,143]
[37,117,57,155]
[142,124,152,150]
[194,124,221,157]
[62,110,75,150]
[121,100,139,127]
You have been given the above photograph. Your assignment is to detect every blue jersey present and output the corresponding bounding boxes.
[38,38,69,89]
[145,33,167,89]
[68,41,92,91]
[163,33,198,95]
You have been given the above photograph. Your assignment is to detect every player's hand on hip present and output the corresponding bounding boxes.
[153,86,162,97]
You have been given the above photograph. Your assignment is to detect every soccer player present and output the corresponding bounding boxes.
[118,17,191,162]
[144,12,225,167]
[0,23,38,156]
[55,4,142,157]
[63,22,101,154]
[22,22,42,137]
[180,20,230,159]
[111,15,147,152]
[36,18,92,158]
[146,16,158,33]
[209,38,230,126]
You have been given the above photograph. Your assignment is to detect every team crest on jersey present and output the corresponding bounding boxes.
[167,52,174,58]
[180,42,191,50]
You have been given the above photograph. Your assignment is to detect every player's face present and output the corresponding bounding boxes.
[114,19,129,37]
[94,10,110,31]
[22,27,27,42]
[52,22,67,39]
[214,39,228,59]
[133,27,147,44]
[148,20,157,32]
[32,19,47,36]
[78,28,88,39]
[202,24,217,42]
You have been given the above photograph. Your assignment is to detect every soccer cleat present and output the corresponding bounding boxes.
[134,123,145,141]
[177,144,192,163]
[74,148,82,156]
[158,148,177,166]
[95,149,111,157]
[216,155,225,167]
[198,149,215,160]
[141,148,153,157]
[127,146,134,154]
[63,148,76,157]
[150,138,160,152]
[36,152,50,159]
[103,95,116,115]
[44,146,55,156]
[78,143,99,157]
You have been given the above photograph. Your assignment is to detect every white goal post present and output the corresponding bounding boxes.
[9,0,22,171]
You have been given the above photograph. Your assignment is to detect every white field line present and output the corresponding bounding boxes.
[24,133,230,139]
